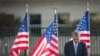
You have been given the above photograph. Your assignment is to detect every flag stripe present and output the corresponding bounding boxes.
[79,31,90,34]
[17,35,29,38]
[18,32,29,35]
[51,39,58,48]
[41,44,50,56]
[14,38,28,43]
[30,36,46,56]
[49,48,58,56]
[86,42,90,46]
[14,41,28,45]
[37,41,48,56]
[81,40,90,43]
[12,44,28,48]
[50,42,58,50]
[52,35,58,43]
[50,44,58,54]
[10,49,20,56]
[80,34,90,37]
[41,51,50,56]
[12,51,19,56]
[87,45,90,48]
[80,37,90,40]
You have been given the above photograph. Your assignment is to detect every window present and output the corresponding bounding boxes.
[30,14,41,36]
[58,13,70,36]
[0,13,19,36]
[30,14,41,24]
[58,13,70,24]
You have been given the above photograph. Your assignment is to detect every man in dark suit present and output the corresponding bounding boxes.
[64,32,87,56]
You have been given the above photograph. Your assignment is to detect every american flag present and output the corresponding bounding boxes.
[75,11,90,48]
[30,9,58,56]
[9,12,29,56]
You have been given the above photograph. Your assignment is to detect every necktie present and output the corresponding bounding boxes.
[74,43,78,56]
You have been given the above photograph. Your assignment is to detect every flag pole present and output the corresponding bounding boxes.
[54,7,59,55]
[87,2,90,31]
[26,4,30,56]
[54,7,58,36]
[86,1,91,56]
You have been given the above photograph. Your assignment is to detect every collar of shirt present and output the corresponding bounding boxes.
[73,41,79,47]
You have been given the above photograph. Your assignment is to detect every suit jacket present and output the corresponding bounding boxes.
[64,40,87,56]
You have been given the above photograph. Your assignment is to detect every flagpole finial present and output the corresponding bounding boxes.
[87,2,89,11]
[26,4,29,12]
[54,7,57,14]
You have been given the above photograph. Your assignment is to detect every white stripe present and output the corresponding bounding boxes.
[51,54,55,56]
[41,51,50,56]
[32,38,46,56]
[52,35,58,46]
[80,37,90,40]
[85,42,90,46]
[12,44,28,49]
[12,51,19,56]
[50,46,58,54]
[14,38,28,42]
[51,40,58,47]
[38,40,48,56]
[18,32,29,35]
[79,31,90,34]
[41,43,50,56]
[52,35,58,41]
[45,43,50,48]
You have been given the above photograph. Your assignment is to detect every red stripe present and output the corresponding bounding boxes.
[9,50,13,56]
[11,46,28,51]
[51,42,58,50]
[36,41,47,56]
[41,47,49,55]
[14,41,28,45]
[47,53,51,56]
[42,48,48,54]
[80,34,90,37]
[10,47,18,51]
[52,36,58,43]
[18,47,28,50]
[81,40,90,43]
[10,49,20,56]
[16,35,28,38]
[49,48,58,56]
[87,45,90,48]
[30,36,45,56]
